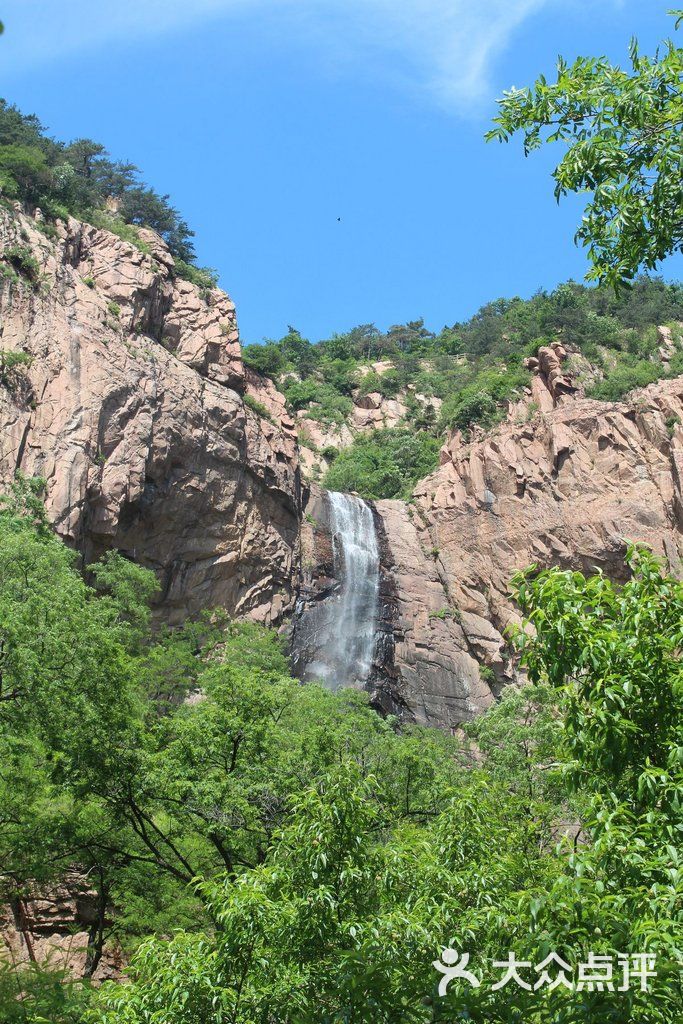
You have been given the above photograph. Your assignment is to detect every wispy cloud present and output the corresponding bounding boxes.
[3,0,556,109]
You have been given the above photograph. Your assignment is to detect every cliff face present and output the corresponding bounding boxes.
[296,367,683,729]
[371,371,683,727]
[0,209,301,624]
[3,206,683,731]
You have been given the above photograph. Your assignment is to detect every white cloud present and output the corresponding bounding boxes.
[3,0,556,110]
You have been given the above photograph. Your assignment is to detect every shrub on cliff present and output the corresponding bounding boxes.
[586,358,664,401]
[0,100,207,272]
[323,428,440,499]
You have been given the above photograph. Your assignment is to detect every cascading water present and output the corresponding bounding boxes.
[294,491,380,690]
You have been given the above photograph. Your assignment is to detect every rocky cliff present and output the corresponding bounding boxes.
[0,208,301,624]
[3,206,683,732]
[297,359,683,729]
[378,368,683,727]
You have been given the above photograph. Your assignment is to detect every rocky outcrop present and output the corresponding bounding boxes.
[0,209,301,624]
[657,324,678,365]
[0,874,122,981]
[350,392,407,431]
[525,342,578,402]
[380,377,683,716]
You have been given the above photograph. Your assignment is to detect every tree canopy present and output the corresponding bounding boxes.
[91,548,683,1024]
[0,481,680,1023]
[487,12,683,289]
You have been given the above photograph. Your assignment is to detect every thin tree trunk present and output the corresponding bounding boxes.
[83,876,109,979]
[12,896,36,963]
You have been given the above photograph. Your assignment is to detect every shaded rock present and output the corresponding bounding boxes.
[0,873,122,982]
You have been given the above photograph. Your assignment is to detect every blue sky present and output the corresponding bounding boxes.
[2,2,681,343]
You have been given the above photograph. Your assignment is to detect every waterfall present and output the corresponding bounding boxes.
[296,491,380,690]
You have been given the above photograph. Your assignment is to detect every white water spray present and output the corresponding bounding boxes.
[299,491,380,689]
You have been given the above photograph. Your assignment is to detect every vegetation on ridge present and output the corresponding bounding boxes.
[0,99,217,286]
[243,277,683,498]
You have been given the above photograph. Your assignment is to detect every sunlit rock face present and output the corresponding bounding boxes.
[291,490,380,690]
[0,208,301,625]
[402,374,683,716]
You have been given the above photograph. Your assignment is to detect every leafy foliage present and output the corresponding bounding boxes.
[0,483,680,1023]
[0,99,213,279]
[323,428,441,499]
[0,960,93,1023]
[92,548,682,1024]
[487,12,683,288]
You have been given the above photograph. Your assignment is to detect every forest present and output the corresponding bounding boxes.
[0,477,680,1022]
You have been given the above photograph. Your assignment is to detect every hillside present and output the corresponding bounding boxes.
[242,278,683,496]
[1,7,682,1018]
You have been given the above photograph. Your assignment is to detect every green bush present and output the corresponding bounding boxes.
[2,243,40,284]
[323,428,440,499]
[0,961,93,1023]
[0,349,32,391]
[87,209,152,255]
[282,376,321,410]
[173,259,219,290]
[586,359,662,400]
[35,219,59,241]
[320,357,359,395]
[440,365,530,435]
[358,367,401,398]
[445,389,500,434]
[283,376,353,424]
[242,342,285,377]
